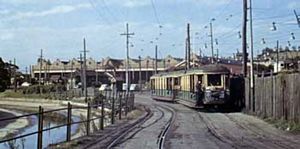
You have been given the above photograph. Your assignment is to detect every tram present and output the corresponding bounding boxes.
[150,64,231,108]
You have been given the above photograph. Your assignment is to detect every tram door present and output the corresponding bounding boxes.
[197,75,203,86]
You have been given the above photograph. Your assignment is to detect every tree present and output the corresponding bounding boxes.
[0,58,10,92]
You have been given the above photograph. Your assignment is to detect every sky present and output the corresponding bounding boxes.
[0,0,299,71]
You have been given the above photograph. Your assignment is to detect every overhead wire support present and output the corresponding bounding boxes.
[81,38,89,103]
[121,23,134,94]
[209,21,215,64]
[242,0,248,77]
[187,23,191,69]
[249,0,255,112]
[39,49,43,96]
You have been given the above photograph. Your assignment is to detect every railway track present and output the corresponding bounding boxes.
[108,105,165,147]
[104,104,176,149]
[81,105,153,149]
[157,105,176,149]
[198,112,240,149]
[198,112,300,149]
[224,114,299,149]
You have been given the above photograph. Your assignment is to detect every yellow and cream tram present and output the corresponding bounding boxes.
[150,64,231,108]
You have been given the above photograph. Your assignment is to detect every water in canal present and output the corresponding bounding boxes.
[0,115,80,149]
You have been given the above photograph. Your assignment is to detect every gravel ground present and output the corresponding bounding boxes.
[114,94,300,149]
[2,95,300,149]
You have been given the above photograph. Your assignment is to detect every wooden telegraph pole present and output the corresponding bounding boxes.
[155,45,158,74]
[187,23,191,69]
[121,23,134,93]
[39,49,43,95]
[242,0,248,77]
[81,38,89,102]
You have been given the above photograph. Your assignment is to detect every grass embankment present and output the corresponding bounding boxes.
[0,89,69,100]
[0,90,49,99]
[264,118,300,133]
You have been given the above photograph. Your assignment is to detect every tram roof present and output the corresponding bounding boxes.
[151,64,230,78]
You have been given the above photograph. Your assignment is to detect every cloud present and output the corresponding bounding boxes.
[123,0,150,8]
[8,3,91,20]
[193,0,232,6]
[0,32,14,40]
[106,0,230,8]
[103,0,150,8]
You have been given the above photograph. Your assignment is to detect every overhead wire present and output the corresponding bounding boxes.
[150,0,161,25]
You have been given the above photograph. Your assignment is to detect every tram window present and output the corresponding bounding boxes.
[167,78,172,90]
[174,77,180,85]
[207,74,222,86]
[190,75,194,92]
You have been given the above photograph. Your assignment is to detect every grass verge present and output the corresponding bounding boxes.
[264,117,300,133]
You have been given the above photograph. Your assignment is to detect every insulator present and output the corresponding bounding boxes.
[270,22,277,31]
[291,32,296,40]
[238,31,242,39]
[261,38,266,44]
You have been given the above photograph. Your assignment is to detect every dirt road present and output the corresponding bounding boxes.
[112,94,300,149]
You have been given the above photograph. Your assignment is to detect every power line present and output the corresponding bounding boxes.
[213,0,235,20]
[88,0,113,25]
[150,0,161,25]
[99,0,120,22]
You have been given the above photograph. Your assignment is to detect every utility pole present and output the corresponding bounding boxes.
[276,40,280,72]
[209,22,214,64]
[138,56,142,91]
[79,53,84,95]
[155,45,158,74]
[242,0,248,77]
[25,66,28,82]
[120,23,134,93]
[187,23,191,69]
[13,58,17,92]
[44,60,47,85]
[81,38,89,102]
[70,60,74,90]
[146,61,149,82]
[294,10,300,28]
[95,62,98,85]
[29,65,32,84]
[249,0,255,112]
[185,38,188,71]
[216,48,219,62]
[39,49,43,95]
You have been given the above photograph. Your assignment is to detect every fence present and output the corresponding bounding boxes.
[245,72,300,123]
[0,91,135,149]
